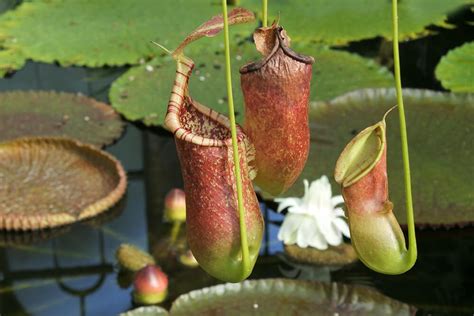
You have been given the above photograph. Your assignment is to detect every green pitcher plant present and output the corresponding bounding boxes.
[334,0,417,274]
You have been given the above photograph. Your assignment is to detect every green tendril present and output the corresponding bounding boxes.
[221,0,250,276]
[262,0,268,27]
[392,0,417,268]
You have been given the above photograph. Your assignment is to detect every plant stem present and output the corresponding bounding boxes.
[221,0,250,275]
[262,0,268,27]
[170,221,182,244]
[392,0,417,264]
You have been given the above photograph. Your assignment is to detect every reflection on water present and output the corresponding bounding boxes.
[0,127,473,315]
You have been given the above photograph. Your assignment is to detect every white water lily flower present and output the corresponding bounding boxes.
[275,175,350,250]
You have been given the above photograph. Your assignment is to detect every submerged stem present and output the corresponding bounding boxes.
[221,0,250,276]
[262,0,268,27]
[392,0,417,268]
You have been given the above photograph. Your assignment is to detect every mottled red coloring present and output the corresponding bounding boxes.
[240,25,314,196]
[173,98,263,282]
[342,147,389,215]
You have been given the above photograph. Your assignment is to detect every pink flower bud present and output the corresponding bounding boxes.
[164,188,186,222]
[133,265,168,305]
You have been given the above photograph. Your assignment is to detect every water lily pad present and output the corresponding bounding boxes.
[109,44,392,126]
[0,137,127,230]
[109,45,256,126]
[0,0,255,72]
[301,45,394,102]
[242,0,471,44]
[278,89,474,228]
[170,278,415,315]
[435,42,474,93]
[284,243,358,266]
[121,306,169,316]
[0,48,26,76]
[0,91,124,147]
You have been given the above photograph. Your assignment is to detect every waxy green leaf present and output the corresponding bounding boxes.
[0,91,124,147]
[435,42,474,93]
[109,44,393,126]
[276,89,474,228]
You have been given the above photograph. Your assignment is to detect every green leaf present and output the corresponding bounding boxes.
[109,44,393,126]
[109,45,257,126]
[0,91,124,147]
[301,45,394,102]
[277,89,474,228]
[435,42,474,93]
[242,0,471,44]
[170,279,415,315]
[0,0,255,71]
[0,48,26,77]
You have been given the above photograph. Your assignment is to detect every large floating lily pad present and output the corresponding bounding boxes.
[170,279,415,315]
[0,91,124,147]
[277,89,474,228]
[242,0,471,44]
[301,45,394,102]
[0,137,127,230]
[435,42,474,93]
[0,0,255,73]
[109,44,392,126]
[109,45,257,126]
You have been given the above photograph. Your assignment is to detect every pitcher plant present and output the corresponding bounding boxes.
[163,7,264,282]
[334,0,417,274]
[240,23,314,196]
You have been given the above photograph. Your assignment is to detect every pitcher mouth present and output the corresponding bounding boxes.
[165,96,245,147]
[239,26,314,74]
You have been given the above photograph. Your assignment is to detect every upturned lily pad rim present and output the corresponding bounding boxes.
[120,306,169,316]
[170,278,416,315]
[0,137,127,231]
[313,87,473,110]
[284,242,359,266]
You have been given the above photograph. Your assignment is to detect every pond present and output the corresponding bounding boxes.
[0,99,473,315]
[0,1,473,315]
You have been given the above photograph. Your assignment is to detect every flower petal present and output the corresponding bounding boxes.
[333,207,346,218]
[308,225,328,250]
[278,214,303,245]
[275,197,301,213]
[331,195,345,207]
[296,216,315,248]
[317,217,343,246]
[333,217,351,238]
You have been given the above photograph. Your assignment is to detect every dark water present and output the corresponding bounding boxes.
[1,7,474,316]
